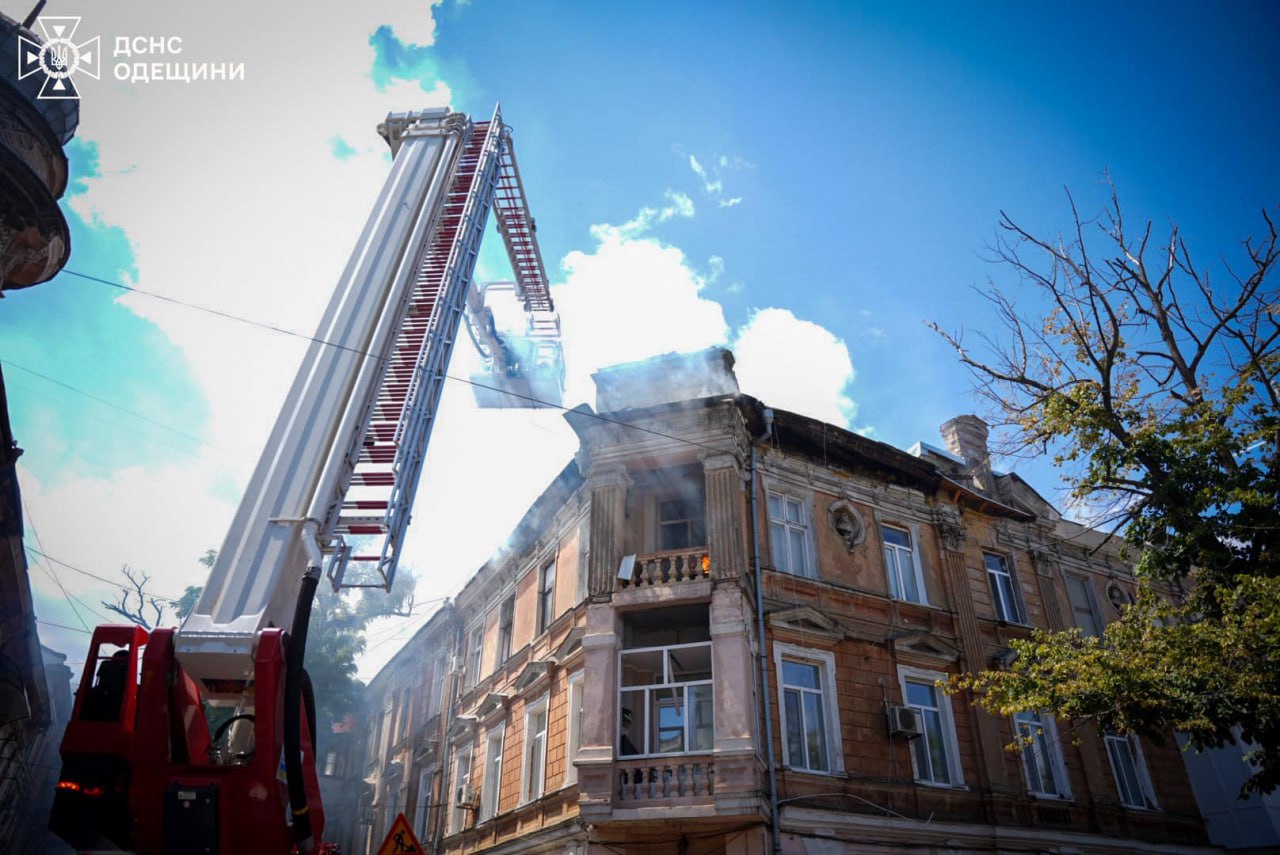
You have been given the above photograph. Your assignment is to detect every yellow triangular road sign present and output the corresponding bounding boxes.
[375,813,424,855]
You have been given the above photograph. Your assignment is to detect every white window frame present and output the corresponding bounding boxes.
[497,594,515,663]
[1064,573,1103,637]
[479,724,505,821]
[521,695,549,804]
[1013,710,1071,799]
[898,665,963,787]
[881,523,928,605]
[451,744,473,834]
[1106,732,1159,810]
[767,491,816,578]
[618,641,715,758]
[984,552,1027,624]
[564,672,584,786]
[772,642,843,774]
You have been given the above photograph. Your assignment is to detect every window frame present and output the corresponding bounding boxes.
[564,671,584,786]
[466,623,484,689]
[984,551,1027,624]
[414,768,435,841]
[479,724,505,821]
[537,561,556,635]
[772,642,844,774]
[521,695,550,804]
[1106,732,1159,810]
[881,523,929,605]
[1013,710,1071,799]
[767,491,816,578]
[497,594,515,663]
[451,743,473,834]
[1064,573,1103,637]
[617,640,715,758]
[897,665,964,788]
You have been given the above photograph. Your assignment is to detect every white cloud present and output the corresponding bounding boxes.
[685,150,750,208]
[732,308,858,428]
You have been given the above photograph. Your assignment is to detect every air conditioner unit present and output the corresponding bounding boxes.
[889,705,922,738]
[455,786,479,809]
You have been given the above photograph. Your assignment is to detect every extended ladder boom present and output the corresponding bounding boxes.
[177,106,559,683]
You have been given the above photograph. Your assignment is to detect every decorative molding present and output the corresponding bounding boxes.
[887,629,960,664]
[827,500,866,551]
[475,692,510,724]
[513,658,554,695]
[768,605,846,644]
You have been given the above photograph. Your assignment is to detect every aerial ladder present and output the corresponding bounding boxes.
[50,105,562,853]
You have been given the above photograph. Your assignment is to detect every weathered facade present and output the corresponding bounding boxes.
[359,348,1214,854]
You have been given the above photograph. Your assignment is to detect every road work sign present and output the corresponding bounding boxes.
[375,812,423,855]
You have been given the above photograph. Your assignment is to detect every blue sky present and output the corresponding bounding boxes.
[4,0,1276,674]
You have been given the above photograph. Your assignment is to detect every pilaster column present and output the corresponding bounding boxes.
[710,584,763,814]
[585,464,629,601]
[936,515,1009,793]
[702,451,745,580]
[576,602,620,821]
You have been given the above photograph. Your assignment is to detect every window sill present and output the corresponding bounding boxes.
[779,765,846,779]
[913,779,967,791]
[1027,791,1074,803]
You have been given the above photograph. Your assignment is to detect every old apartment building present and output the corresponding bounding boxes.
[357,348,1214,854]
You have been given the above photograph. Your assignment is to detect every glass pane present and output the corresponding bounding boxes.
[905,680,936,709]
[654,688,686,754]
[661,522,688,551]
[768,494,782,519]
[900,553,920,602]
[882,526,910,548]
[691,518,706,546]
[619,690,645,755]
[983,553,1006,576]
[786,498,803,524]
[784,689,805,767]
[996,574,1020,621]
[1109,737,1143,807]
[924,709,950,784]
[884,547,901,598]
[669,645,712,681]
[802,691,829,772]
[910,730,931,780]
[771,522,788,569]
[620,649,664,686]
[689,683,714,751]
[782,660,820,690]
[789,529,806,573]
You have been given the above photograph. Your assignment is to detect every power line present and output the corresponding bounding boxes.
[24,545,188,603]
[37,618,91,635]
[0,356,216,450]
[60,267,729,454]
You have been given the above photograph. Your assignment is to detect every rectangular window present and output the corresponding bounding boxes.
[323,750,338,777]
[901,670,962,786]
[882,525,926,604]
[451,745,473,833]
[781,660,829,771]
[538,561,556,635]
[618,641,714,756]
[1106,733,1158,809]
[1065,574,1103,637]
[565,672,584,786]
[467,625,484,688]
[480,727,504,821]
[1015,711,1070,798]
[659,497,706,551]
[985,552,1026,623]
[415,769,435,841]
[768,493,812,577]
[522,698,549,802]
[773,644,842,774]
[497,595,515,662]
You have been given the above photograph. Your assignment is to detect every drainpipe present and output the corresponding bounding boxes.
[750,406,782,853]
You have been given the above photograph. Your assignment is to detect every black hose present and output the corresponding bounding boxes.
[284,568,321,852]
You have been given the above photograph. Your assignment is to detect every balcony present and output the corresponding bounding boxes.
[619,549,710,590]
[616,755,715,804]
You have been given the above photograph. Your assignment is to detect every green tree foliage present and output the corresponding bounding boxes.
[933,183,1279,794]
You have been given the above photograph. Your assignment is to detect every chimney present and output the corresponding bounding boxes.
[939,414,992,492]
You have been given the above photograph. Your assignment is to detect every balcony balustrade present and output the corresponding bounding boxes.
[619,549,710,590]
[616,755,715,803]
